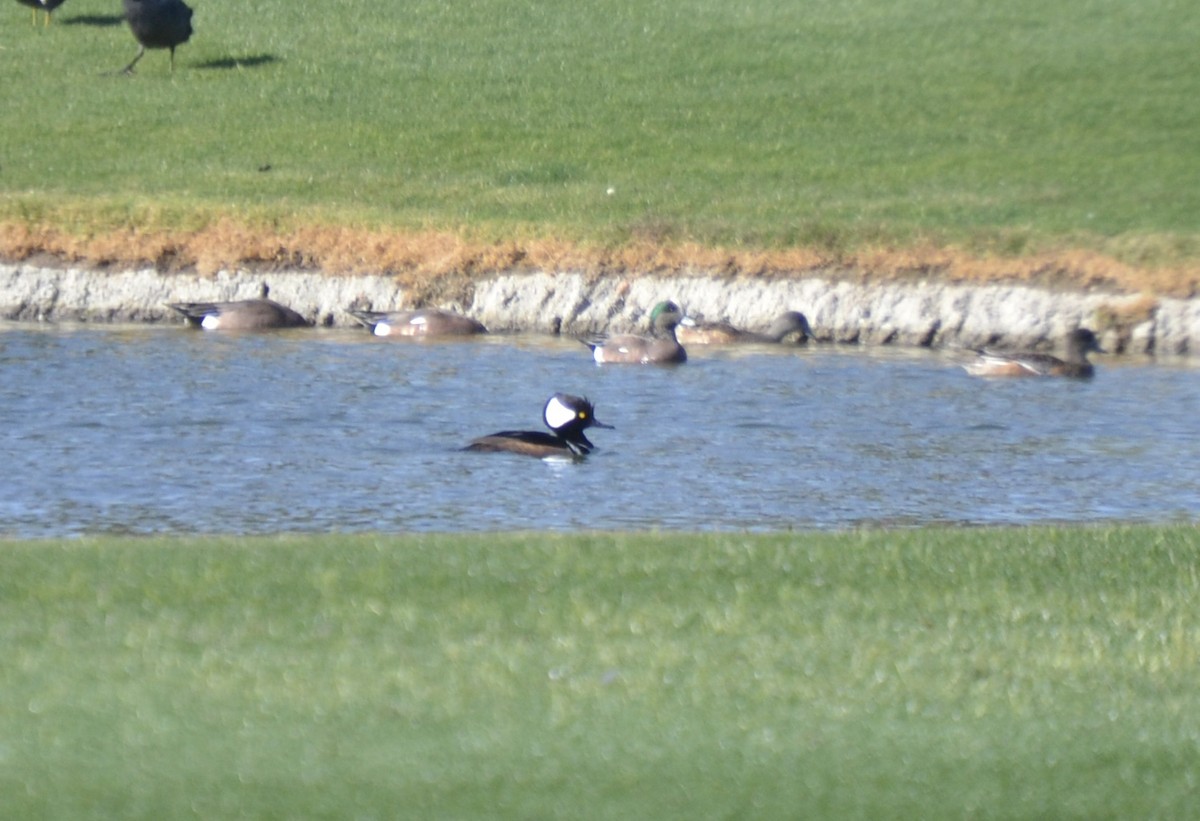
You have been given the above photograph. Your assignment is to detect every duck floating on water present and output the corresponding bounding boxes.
[963,328,1104,378]
[347,307,486,337]
[676,310,814,345]
[167,283,310,331]
[464,394,613,459]
[581,300,687,364]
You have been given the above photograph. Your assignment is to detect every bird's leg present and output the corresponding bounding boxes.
[169,46,176,73]
[123,46,147,75]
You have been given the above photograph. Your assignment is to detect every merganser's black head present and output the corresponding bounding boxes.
[541,393,613,455]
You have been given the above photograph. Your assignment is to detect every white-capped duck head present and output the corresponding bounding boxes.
[464,393,614,459]
[582,300,686,364]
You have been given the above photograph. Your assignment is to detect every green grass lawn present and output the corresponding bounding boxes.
[3,0,1198,263]
[3,526,1198,818]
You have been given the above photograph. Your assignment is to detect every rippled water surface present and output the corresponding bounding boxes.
[2,323,1197,537]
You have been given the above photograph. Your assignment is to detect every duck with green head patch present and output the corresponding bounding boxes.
[582,300,687,364]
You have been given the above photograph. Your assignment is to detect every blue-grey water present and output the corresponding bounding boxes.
[2,323,1197,537]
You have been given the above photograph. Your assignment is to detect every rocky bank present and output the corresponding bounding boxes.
[2,262,1198,356]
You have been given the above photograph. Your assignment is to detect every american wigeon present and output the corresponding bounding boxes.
[963,328,1105,378]
[122,0,193,74]
[347,307,486,337]
[676,310,815,345]
[464,394,613,459]
[581,300,687,364]
[167,283,311,330]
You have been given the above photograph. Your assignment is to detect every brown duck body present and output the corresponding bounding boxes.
[465,431,585,459]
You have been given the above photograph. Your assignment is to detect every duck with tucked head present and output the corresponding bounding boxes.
[347,307,486,337]
[677,310,815,346]
[963,328,1105,378]
[167,283,311,331]
[581,300,686,364]
[464,394,613,459]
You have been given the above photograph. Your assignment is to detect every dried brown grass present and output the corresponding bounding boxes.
[3,219,1198,299]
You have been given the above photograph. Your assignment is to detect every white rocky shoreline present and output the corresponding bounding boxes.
[3,262,1199,357]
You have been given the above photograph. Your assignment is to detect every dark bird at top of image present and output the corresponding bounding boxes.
[16,0,67,26]
[122,0,193,74]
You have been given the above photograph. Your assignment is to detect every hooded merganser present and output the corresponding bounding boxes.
[167,283,310,330]
[464,393,613,458]
[676,310,815,345]
[581,300,687,364]
[963,328,1105,378]
[347,307,486,337]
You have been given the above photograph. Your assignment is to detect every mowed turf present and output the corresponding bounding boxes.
[2,0,1198,262]
[2,527,1198,818]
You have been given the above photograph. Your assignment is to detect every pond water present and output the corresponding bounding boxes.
[2,323,1197,538]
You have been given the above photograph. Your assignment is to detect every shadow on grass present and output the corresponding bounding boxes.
[61,14,125,27]
[195,54,281,71]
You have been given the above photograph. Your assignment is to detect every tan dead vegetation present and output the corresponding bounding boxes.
[1093,293,1161,327]
[1093,293,1162,352]
[3,219,1198,303]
